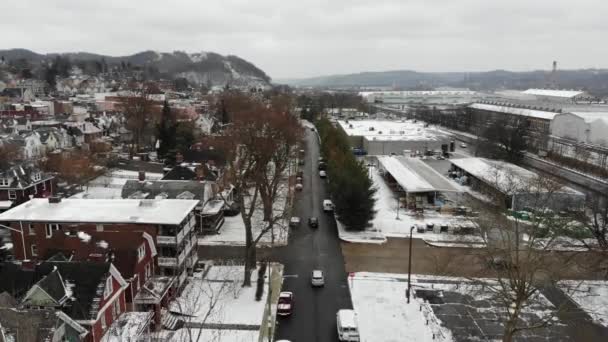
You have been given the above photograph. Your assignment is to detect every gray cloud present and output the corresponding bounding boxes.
[0,0,605,79]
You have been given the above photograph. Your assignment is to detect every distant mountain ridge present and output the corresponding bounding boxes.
[285,69,608,96]
[0,48,271,87]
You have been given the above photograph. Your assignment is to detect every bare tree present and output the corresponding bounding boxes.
[220,93,302,286]
[120,83,160,156]
[0,144,21,168]
[466,168,585,342]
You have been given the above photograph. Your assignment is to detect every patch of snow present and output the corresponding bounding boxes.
[558,280,608,327]
[189,52,208,63]
[77,231,91,242]
[0,243,13,250]
[168,328,258,342]
[97,240,109,249]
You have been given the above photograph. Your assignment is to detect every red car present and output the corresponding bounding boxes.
[277,291,294,316]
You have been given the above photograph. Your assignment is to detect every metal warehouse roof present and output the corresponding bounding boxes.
[523,89,585,98]
[378,156,461,193]
[469,103,559,121]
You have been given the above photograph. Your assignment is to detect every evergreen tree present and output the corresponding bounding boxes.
[156,101,177,161]
[316,117,377,231]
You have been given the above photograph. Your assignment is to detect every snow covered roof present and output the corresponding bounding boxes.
[0,198,198,225]
[567,112,608,125]
[338,120,448,141]
[469,103,558,120]
[378,156,459,193]
[523,89,585,98]
[100,312,153,342]
[450,158,582,195]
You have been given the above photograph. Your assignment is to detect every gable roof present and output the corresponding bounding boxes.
[35,261,113,321]
[0,162,53,190]
[121,180,207,202]
[24,268,69,305]
[162,164,218,181]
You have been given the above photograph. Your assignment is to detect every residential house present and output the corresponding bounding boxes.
[35,127,70,153]
[0,198,199,289]
[64,121,103,144]
[121,179,225,234]
[0,163,55,210]
[0,260,127,342]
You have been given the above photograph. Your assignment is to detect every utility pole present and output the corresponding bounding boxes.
[406,225,415,303]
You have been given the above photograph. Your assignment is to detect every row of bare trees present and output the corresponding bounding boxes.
[218,93,303,286]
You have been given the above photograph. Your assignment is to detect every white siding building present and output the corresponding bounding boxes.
[551,112,608,147]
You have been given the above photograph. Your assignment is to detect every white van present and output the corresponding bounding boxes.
[323,199,334,212]
[336,309,360,341]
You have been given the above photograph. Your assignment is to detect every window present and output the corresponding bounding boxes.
[32,172,41,182]
[0,178,8,187]
[100,314,107,330]
[28,224,35,235]
[145,263,151,279]
[112,300,120,319]
[45,224,60,238]
[137,244,145,262]
[104,276,113,299]
[31,244,38,257]
[8,190,16,200]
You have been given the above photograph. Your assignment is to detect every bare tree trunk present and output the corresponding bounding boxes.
[243,240,256,287]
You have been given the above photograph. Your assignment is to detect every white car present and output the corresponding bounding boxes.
[337,309,360,341]
[295,183,303,191]
[319,170,327,178]
[460,143,467,148]
[311,269,325,287]
[289,217,301,227]
[323,199,334,212]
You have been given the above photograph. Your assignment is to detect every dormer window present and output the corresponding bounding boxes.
[0,178,9,187]
[32,172,42,182]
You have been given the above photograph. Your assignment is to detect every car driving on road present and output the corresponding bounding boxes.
[308,217,319,228]
[311,269,325,287]
[277,292,294,316]
[289,216,300,228]
[319,170,327,178]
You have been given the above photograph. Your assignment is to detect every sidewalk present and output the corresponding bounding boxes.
[258,263,284,342]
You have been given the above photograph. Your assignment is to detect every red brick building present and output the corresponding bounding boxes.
[0,198,199,290]
[0,163,55,212]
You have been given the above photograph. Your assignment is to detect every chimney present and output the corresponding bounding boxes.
[176,152,184,164]
[48,196,62,204]
[138,171,146,182]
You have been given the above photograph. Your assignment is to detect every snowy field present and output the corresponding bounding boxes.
[559,280,608,327]
[337,168,484,247]
[71,169,163,199]
[199,185,290,247]
[350,272,567,342]
[170,264,270,326]
[168,328,258,342]
[349,273,453,342]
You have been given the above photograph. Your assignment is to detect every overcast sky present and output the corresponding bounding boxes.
[1,0,606,79]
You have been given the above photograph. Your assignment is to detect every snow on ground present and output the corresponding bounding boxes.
[349,272,453,342]
[168,328,258,342]
[199,185,290,247]
[337,168,484,246]
[559,280,608,327]
[170,264,269,326]
[71,169,164,199]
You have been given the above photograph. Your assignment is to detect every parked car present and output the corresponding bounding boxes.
[319,170,327,178]
[295,183,303,191]
[308,217,319,228]
[460,143,467,148]
[337,309,360,342]
[277,292,294,316]
[311,270,325,287]
[289,217,301,228]
[323,199,334,212]
[318,161,327,170]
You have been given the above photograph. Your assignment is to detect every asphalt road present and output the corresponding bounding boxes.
[274,128,353,342]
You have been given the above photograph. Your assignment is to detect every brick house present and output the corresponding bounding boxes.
[0,198,199,290]
[0,163,55,212]
[0,260,128,342]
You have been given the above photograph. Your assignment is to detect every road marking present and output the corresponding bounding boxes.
[283,274,299,278]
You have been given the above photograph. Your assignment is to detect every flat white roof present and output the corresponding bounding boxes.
[0,198,198,225]
[338,120,447,141]
[378,156,460,193]
[469,103,558,120]
[524,89,585,98]
[450,158,582,195]
[359,90,477,97]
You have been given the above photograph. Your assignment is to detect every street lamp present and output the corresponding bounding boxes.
[406,225,415,304]
[0,223,26,260]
